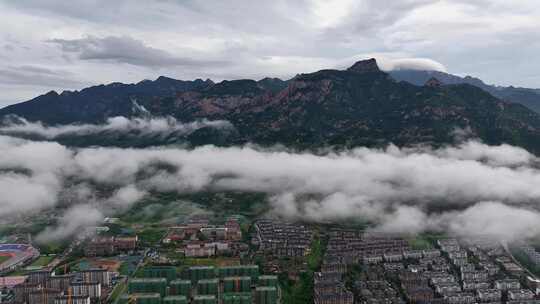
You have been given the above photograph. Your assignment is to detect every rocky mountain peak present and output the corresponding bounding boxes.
[155,76,177,83]
[425,77,443,87]
[347,58,380,73]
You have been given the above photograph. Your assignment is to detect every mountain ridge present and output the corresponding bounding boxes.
[2,59,540,154]
[390,69,540,114]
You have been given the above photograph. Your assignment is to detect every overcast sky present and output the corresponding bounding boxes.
[1,0,540,107]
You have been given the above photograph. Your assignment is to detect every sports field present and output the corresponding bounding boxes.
[0,255,11,264]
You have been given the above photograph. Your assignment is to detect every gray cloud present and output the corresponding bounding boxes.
[3,130,540,241]
[0,65,85,88]
[2,0,540,107]
[2,0,180,28]
[316,0,435,39]
[48,36,230,68]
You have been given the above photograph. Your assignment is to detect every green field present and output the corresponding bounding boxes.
[36,242,68,255]
[408,237,433,250]
[118,262,130,276]
[182,257,240,267]
[281,271,313,304]
[137,227,167,245]
[406,232,445,250]
[280,230,325,304]
[29,255,55,267]
[109,280,127,304]
[0,255,10,264]
[307,233,323,271]
[120,192,268,225]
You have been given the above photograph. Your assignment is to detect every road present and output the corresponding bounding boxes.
[502,241,540,281]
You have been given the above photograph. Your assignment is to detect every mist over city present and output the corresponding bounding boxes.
[2,1,540,304]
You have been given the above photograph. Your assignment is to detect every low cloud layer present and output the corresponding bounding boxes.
[2,133,540,241]
[0,116,233,140]
[36,204,104,243]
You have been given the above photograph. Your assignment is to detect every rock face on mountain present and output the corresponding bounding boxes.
[424,77,442,87]
[390,69,540,114]
[347,58,380,73]
[2,59,540,153]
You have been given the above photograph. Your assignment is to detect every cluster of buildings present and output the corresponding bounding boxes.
[4,267,112,304]
[313,271,353,304]
[320,229,411,275]
[353,274,404,304]
[123,265,279,304]
[313,228,540,304]
[395,238,540,304]
[253,220,313,258]
[367,236,540,304]
[162,217,245,258]
[9,213,540,304]
[315,229,402,304]
[323,230,410,269]
[83,236,138,257]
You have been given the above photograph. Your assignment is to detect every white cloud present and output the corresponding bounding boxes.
[36,204,104,242]
[0,135,72,216]
[378,57,447,72]
[3,133,540,241]
[432,140,535,166]
[447,201,540,242]
[0,116,233,139]
[107,185,147,210]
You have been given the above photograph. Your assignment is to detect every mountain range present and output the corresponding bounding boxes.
[1,59,540,154]
[390,69,540,114]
